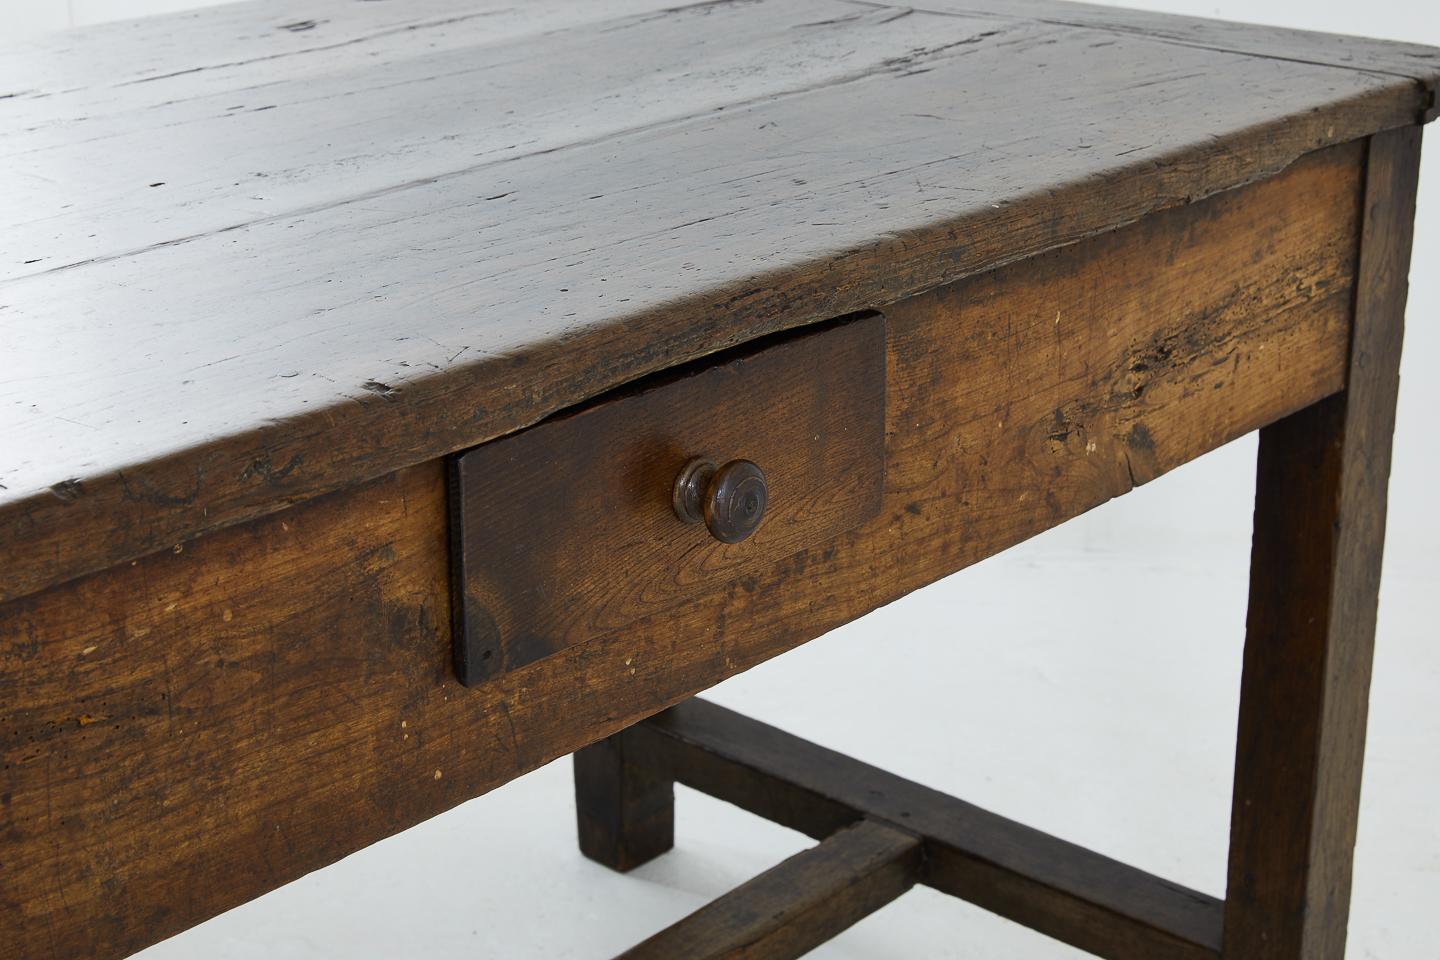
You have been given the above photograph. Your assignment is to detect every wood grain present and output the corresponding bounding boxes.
[0,0,687,103]
[616,819,921,960]
[451,313,885,682]
[625,698,1221,960]
[0,143,1363,959]
[575,734,676,874]
[0,0,1030,283]
[2,0,1428,604]
[907,0,1440,95]
[1222,126,1421,959]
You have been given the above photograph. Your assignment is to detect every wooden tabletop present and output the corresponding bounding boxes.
[2,0,1436,603]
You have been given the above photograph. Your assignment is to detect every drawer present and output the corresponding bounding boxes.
[448,312,887,684]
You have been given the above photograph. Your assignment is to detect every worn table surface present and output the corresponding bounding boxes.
[2,0,1436,603]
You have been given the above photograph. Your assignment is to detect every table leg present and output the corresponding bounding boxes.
[1222,125,1421,959]
[574,732,676,872]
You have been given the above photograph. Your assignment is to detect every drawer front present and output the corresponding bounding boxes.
[449,312,887,684]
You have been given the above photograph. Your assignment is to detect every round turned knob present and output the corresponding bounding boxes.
[672,457,768,544]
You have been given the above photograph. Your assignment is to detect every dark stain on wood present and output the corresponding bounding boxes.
[1222,125,1421,960]
[608,697,1221,960]
[448,313,885,684]
[615,817,922,960]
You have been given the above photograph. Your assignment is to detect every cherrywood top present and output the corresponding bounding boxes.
[1,0,1435,602]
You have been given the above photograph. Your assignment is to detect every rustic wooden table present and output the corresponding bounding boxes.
[2,1,1436,957]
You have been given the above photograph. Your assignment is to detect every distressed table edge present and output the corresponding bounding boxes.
[0,70,1432,606]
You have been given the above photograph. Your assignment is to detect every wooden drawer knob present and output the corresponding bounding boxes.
[673,457,768,544]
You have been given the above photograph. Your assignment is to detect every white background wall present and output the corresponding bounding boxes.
[3,0,1435,957]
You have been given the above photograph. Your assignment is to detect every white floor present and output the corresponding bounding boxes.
[134,434,1440,959]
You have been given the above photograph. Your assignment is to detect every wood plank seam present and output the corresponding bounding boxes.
[872,1,1440,94]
